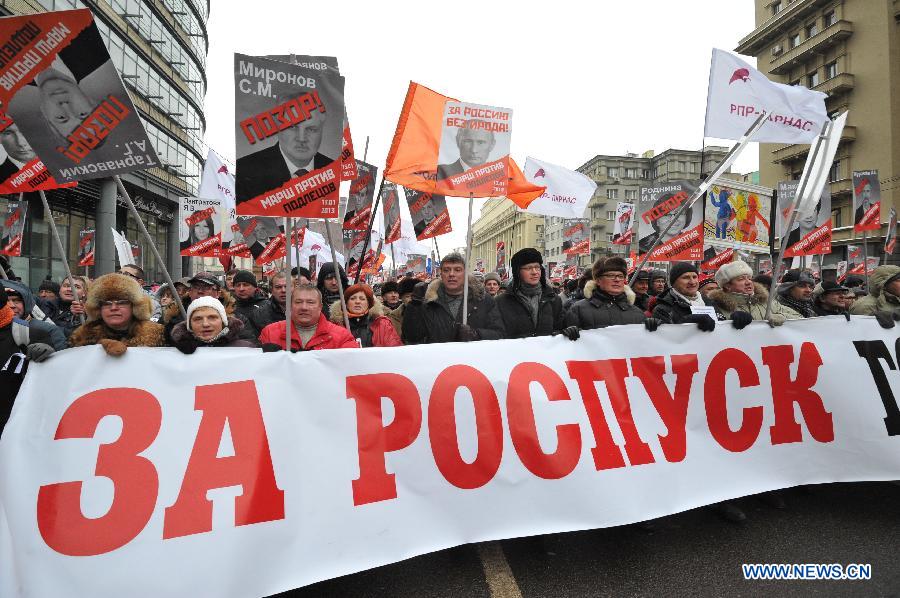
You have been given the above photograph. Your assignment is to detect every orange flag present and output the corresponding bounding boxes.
[385,82,544,208]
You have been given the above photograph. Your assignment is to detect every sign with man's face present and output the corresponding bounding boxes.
[179,196,224,257]
[612,202,634,245]
[637,181,702,261]
[381,182,402,244]
[885,208,897,255]
[234,54,344,218]
[0,199,26,256]
[342,160,378,230]
[562,220,590,256]
[852,170,880,232]
[404,187,452,242]
[778,180,831,257]
[77,228,94,266]
[435,102,512,197]
[0,9,159,183]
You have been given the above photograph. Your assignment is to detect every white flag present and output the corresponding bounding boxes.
[198,149,236,243]
[291,229,345,273]
[794,112,847,215]
[110,228,135,267]
[388,219,431,266]
[520,157,596,218]
[704,49,828,144]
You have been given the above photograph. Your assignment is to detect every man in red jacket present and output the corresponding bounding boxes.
[259,283,356,351]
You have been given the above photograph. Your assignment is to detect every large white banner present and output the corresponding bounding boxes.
[3,318,900,597]
[521,157,596,218]
[704,48,828,144]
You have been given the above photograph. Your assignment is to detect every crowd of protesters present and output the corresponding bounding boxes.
[1,250,898,519]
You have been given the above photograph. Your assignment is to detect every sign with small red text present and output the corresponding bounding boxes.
[638,181,703,261]
[0,198,26,256]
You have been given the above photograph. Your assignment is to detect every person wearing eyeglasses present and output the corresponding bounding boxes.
[495,248,577,340]
[565,256,654,331]
[69,273,165,356]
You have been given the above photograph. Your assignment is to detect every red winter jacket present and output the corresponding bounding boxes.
[258,312,357,351]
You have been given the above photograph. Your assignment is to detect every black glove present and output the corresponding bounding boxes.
[410,282,428,305]
[26,342,54,362]
[843,312,851,322]
[261,343,283,352]
[553,326,580,341]
[456,324,479,342]
[731,311,753,330]
[173,337,197,355]
[875,311,898,329]
[644,317,661,332]
[683,314,716,332]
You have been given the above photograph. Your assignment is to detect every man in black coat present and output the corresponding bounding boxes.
[235,108,335,204]
[231,269,267,337]
[812,280,850,317]
[495,247,577,340]
[651,262,720,330]
[250,270,289,335]
[565,256,650,330]
[402,252,505,344]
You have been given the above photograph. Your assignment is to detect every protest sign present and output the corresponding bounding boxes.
[0,198,26,256]
[612,202,634,245]
[885,208,897,255]
[198,150,236,247]
[704,182,771,252]
[562,219,590,256]
[384,83,543,206]
[777,181,831,257]
[0,9,159,183]
[700,246,734,273]
[637,181,703,261]
[495,241,506,273]
[3,318,900,597]
[852,170,881,233]
[0,117,75,193]
[407,253,427,279]
[849,257,880,276]
[836,260,847,282]
[521,157,595,218]
[343,160,377,230]
[179,196,223,257]
[704,48,827,144]
[381,182,402,244]
[232,216,284,263]
[404,187,451,241]
[77,228,94,266]
[234,53,344,218]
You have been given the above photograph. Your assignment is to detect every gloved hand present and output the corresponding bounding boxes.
[683,314,716,332]
[173,337,197,355]
[410,282,428,305]
[644,317,661,332]
[875,311,899,329]
[553,326,580,341]
[456,324,479,342]
[261,343,283,352]
[26,342,54,362]
[767,313,786,327]
[731,311,753,330]
[98,338,127,356]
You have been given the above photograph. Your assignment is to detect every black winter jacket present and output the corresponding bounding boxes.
[249,296,286,337]
[495,283,564,338]
[402,277,506,344]
[233,295,267,337]
[564,281,646,330]
[651,288,723,324]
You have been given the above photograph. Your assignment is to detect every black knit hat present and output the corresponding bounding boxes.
[398,277,419,296]
[381,281,400,295]
[232,269,257,287]
[591,256,628,279]
[669,262,699,285]
[510,247,542,272]
[39,279,60,295]
[290,266,312,280]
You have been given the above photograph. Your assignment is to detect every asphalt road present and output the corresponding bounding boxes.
[279,481,900,597]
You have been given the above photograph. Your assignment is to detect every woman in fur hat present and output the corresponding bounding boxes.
[169,296,260,353]
[69,273,165,356]
[330,283,402,348]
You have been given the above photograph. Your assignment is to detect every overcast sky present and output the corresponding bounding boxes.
[203,0,759,253]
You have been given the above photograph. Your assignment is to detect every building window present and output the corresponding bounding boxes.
[831,208,842,229]
[607,189,619,200]
[607,167,619,178]
[824,9,836,27]
[625,189,637,200]
[605,210,615,220]
[807,71,820,87]
[641,169,650,179]
[805,23,818,38]
[828,160,840,182]
[824,61,837,79]
[790,78,801,86]
[772,1,782,15]
[789,32,801,48]
[624,167,638,178]
[605,233,614,243]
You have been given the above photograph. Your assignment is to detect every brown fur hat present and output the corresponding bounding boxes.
[84,273,153,322]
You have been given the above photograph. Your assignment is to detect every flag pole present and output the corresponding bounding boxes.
[462,192,474,326]
[764,120,831,320]
[389,242,396,279]
[629,110,769,287]
[37,190,84,324]
[283,217,292,351]
[433,236,442,262]
[324,219,351,330]
[354,178,384,284]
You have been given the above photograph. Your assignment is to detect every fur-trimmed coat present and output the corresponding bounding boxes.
[850,265,900,317]
[401,276,505,344]
[707,282,802,324]
[69,320,165,355]
[564,281,646,330]
[329,299,403,348]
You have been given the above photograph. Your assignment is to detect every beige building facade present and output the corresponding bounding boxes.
[471,198,544,276]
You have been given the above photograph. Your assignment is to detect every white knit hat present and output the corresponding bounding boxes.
[714,260,754,287]
[186,296,227,331]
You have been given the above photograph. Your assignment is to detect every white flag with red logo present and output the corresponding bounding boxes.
[704,49,828,144]
[521,157,596,219]
[198,149,237,244]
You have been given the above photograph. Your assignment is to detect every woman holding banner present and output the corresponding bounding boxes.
[329,283,402,348]
[169,296,259,353]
